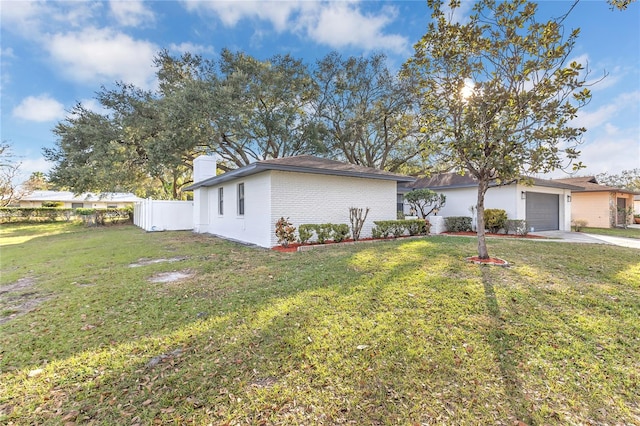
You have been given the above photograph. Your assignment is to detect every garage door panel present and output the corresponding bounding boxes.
[526,192,559,231]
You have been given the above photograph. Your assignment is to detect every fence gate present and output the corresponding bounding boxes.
[134,199,193,231]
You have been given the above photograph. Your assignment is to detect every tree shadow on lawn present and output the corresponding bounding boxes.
[481,268,533,425]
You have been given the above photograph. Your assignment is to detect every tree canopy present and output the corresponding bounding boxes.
[403,0,592,258]
[46,50,428,199]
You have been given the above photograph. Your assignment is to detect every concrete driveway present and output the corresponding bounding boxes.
[530,230,640,249]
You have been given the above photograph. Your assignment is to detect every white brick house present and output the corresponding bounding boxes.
[186,155,415,247]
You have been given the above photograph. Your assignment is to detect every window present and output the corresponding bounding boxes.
[218,187,224,215]
[72,203,83,209]
[107,204,117,209]
[237,183,245,216]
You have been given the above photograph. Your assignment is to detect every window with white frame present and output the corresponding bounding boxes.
[237,183,245,216]
[218,187,224,215]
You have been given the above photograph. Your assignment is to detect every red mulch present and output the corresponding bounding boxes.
[272,232,546,252]
[465,256,509,266]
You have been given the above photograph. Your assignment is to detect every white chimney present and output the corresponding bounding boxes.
[193,155,218,183]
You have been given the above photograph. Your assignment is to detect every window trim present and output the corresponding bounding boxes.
[237,182,245,216]
[218,187,224,215]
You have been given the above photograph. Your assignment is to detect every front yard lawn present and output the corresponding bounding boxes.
[1,223,638,425]
[581,226,640,239]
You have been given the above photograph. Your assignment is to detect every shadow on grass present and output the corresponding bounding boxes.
[481,268,533,425]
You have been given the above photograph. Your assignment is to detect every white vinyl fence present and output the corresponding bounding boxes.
[134,199,193,231]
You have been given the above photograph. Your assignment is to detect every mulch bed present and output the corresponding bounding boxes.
[272,232,546,252]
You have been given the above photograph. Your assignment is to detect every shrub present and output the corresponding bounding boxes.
[372,219,429,239]
[298,224,315,244]
[331,224,350,242]
[406,219,430,236]
[275,217,296,247]
[315,224,333,244]
[572,219,588,232]
[484,209,508,233]
[372,221,392,238]
[504,219,529,236]
[444,216,472,232]
[42,201,64,208]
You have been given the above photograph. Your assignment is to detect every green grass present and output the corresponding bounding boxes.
[580,226,640,239]
[1,223,639,425]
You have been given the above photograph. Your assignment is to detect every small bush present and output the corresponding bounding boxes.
[504,219,529,236]
[42,201,64,208]
[298,224,315,244]
[485,209,508,233]
[444,216,472,232]
[275,217,296,247]
[372,219,429,239]
[572,219,588,232]
[331,224,350,242]
[315,224,333,244]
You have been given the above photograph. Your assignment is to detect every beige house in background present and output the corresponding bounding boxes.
[554,177,637,228]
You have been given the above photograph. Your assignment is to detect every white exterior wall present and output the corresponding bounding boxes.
[195,173,273,247]
[269,171,397,247]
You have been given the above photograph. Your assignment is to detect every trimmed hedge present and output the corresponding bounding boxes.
[444,216,472,232]
[372,219,430,239]
[0,207,132,225]
[297,223,351,244]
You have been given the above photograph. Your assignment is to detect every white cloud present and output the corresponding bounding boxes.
[19,156,54,183]
[1,1,101,37]
[577,135,640,176]
[12,94,65,122]
[46,27,158,89]
[299,3,409,52]
[573,90,640,130]
[182,0,410,53]
[182,0,297,31]
[110,0,155,27]
[168,42,215,55]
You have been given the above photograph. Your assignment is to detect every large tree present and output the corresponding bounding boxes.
[313,52,428,172]
[45,50,327,198]
[0,141,26,206]
[596,169,640,192]
[403,0,592,259]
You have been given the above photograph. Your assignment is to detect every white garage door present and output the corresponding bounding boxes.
[526,192,559,231]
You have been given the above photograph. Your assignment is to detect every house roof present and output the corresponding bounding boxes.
[20,191,142,203]
[402,172,582,191]
[553,176,639,194]
[186,155,416,190]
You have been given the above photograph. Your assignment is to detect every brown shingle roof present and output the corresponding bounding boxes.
[404,172,581,191]
[187,155,415,190]
[554,176,638,194]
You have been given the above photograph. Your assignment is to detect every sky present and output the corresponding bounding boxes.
[1,0,639,184]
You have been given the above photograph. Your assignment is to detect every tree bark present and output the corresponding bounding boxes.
[476,180,490,259]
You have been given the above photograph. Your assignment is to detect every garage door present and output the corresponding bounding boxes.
[526,192,559,231]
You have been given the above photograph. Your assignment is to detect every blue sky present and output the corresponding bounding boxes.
[1,0,638,183]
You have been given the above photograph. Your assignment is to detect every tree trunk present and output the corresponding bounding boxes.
[476,180,490,259]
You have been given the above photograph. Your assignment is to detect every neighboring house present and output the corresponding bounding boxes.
[19,191,142,209]
[400,173,581,232]
[635,195,640,216]
[553,176,638,228]
[186,155,415,248]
